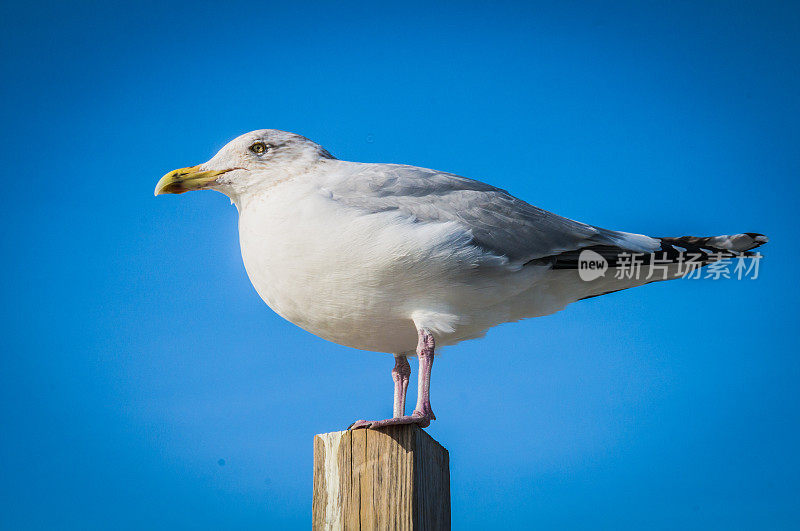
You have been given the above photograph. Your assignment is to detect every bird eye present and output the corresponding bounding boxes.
[250,142,268,154]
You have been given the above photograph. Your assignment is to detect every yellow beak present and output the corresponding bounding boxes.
[154,165,230,196]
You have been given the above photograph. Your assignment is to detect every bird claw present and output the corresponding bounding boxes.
[347,411,434,430]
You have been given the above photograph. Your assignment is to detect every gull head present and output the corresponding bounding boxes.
[154,129,334,200]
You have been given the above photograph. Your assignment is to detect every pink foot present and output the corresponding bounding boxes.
[349,329,437,431]
[349,410,435,430]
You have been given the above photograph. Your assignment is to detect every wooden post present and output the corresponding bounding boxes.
[312,424,450,530]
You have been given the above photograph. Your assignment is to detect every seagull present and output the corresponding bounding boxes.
[155,129,767,430]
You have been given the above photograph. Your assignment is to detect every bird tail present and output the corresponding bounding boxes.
[563,232,768,302]
[545,232,768,270]
[657,232,768,259]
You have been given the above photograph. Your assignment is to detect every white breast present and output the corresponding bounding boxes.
[236,178,543,354]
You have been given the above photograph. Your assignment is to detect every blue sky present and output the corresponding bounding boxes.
[1,1,798,529]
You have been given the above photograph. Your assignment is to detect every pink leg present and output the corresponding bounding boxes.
[350,329,436,430]
[392,355,411,418]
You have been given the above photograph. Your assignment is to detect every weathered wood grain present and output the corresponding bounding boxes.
[312,425,450,530]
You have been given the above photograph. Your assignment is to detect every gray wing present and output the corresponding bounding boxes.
[317,162,658,263]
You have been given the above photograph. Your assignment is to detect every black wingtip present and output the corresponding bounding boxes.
[744,233,769,247]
